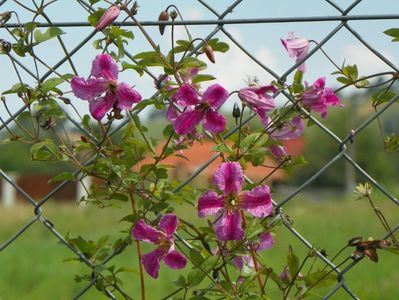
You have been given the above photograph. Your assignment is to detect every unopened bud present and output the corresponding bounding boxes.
[158,10,169,35]
[95,6,120,31]
[233,103,241,119]
[170,10,177,20]
[0,11,11,25]
[80,136,88,143]
[59,96,71,105]
[131,2,139,15]
[0,39,11,54]
[203,43,215,63]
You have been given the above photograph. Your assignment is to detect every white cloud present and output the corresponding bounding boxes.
[342,45,397,74]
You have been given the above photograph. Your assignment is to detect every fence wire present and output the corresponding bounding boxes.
[1,0,399,299]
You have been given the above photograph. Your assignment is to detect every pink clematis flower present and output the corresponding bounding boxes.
[198,162,273,241]
[281,32,310,72]
[95,6,120,31]
[232,232,274,271]
[301,77,343,118]
[238,85,276,121]
[263,116,305,140]
[132,214,187,279]
[171,83,229,135]
[71,54,141,120]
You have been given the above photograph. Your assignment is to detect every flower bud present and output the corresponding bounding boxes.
[158,10,169,35]
[232,103,241,119]
[95,6,120,31]
[170,10,177,20]
[204,43,215,63]
[0,11,11,25]
[0,39,11,54]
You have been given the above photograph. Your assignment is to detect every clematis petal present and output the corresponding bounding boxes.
[267,116,305,140]
[174,109,205,135]
[141,249,165,279]
[88,93,116,121]
[164,250,187,269]
[258,232,274,251]
[240,185,273,218]
[158,214,178,236]
[203,110,226,133]
[214,211,244,241]
[91,53,119,81]
[281,33,310,72]
[116,82,142,110]
[172,84,200,106]
[202,84,229,109]
[132,219,163,244]
[270,145,288,161]
[71,77,108,100]
[166,104,179,122]
[198,191,224,217]
[213,162,243,195]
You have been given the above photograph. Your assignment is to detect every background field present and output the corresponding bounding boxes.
[1,194,398,300]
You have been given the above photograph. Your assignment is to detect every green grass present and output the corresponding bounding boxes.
[0,195,398,299]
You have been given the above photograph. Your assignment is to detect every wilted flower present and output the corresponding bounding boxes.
[71,54,141,120]
[171,83,229,135]
[95,6,120,31]
[301,77,342,118]
[198,162,273,241]
[132,214,187,278]
[270,145,289,161]
[263,116,305,140]
[233,232,274,270]
[281,32,310,72]
[238,84,276,121]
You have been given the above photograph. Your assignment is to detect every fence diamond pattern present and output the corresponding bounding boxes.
[1,0,399,299]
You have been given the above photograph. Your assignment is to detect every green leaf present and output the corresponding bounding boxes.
[384,28,399,41]
[2,83,29,95]
[240,132,268,153]
[179,57,207,69]
[304,270,337,289]
[192,74,216,84]
[41,77,65,93]
[34,27,65,44]
[287,246,300,278]
[371,90,396,107]
[207,38,229,53]
[122,62,144,76]
[48,172,75,183]
[189,249,205,266]
[187,268,206,287]
[88,9,105,26]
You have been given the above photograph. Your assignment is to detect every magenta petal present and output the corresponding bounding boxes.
[232,256,244,271]
[132,219,163,244]
[213,162,243,195]
[164,250,187,270]
[258,232,274,251]
[116,82,141,109]
[240,185,273,218]
[202,84,229,109]
[142,249,165,279]
[174,109,205,135]
[91,53,119,81]
[158,214,178,236]
[198,191,224,217]
[214,211,244,241]
[166,105,179,122]
[203,110,226,133]
[88,93,116,120]
[172,84,200,106]
[71,77,108,100]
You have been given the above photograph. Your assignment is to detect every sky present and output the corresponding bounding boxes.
[0,0,398,122]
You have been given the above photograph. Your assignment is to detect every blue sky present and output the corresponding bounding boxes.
[0,0,398,121]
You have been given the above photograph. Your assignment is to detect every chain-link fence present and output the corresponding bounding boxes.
[1,0,399,299]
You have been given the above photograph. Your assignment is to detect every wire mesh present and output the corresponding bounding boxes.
[1,0,399,299]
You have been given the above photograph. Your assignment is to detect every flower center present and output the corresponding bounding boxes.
[226,194,240,212]
[107,81,118,94]
[197,102,210,112]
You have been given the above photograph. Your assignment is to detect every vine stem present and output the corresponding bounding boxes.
[129,187,146,300]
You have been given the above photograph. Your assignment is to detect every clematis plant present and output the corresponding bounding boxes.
[170,83,229,135]
[132,214,187,279]
[71,53,141,120]
[198,162,273,241]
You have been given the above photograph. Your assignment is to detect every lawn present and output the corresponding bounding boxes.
[0,194,398,299]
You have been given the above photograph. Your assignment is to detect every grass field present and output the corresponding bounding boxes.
[1,194,399,300]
